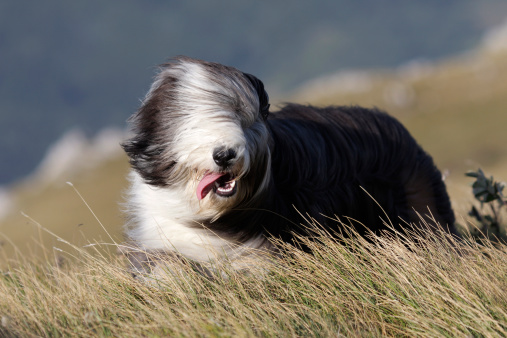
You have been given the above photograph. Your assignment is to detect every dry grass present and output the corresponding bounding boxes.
[1,215,506,337]
[0,155,129,259]
[1,46,506,338]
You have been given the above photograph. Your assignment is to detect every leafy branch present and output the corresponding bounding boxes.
[466,168,506,241]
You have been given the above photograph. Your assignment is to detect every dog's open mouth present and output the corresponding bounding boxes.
[197,172,237,200]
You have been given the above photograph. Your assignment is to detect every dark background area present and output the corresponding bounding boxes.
[1,0,507,184]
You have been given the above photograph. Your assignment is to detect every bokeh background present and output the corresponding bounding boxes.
[1,0,507,258]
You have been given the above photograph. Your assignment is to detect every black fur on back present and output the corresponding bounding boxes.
[208,103,456,242]
[121,57,457,248]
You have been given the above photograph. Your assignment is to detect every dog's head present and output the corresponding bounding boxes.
[123,56,271,219]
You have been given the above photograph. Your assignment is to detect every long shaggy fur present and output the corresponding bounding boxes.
[122,56,456,271]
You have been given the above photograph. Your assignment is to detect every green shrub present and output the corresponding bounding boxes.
[466,168,506,242]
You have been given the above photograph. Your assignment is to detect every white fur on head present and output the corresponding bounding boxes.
[122,56,272,261]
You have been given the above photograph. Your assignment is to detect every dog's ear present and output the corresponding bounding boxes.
[243,72,270,120]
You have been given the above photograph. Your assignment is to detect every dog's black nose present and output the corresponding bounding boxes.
[213,147,236,167]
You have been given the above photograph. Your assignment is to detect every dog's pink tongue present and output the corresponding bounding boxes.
[197,173,226,200]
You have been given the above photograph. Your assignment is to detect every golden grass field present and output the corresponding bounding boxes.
[1,220,506,337]
[0,42,506,336]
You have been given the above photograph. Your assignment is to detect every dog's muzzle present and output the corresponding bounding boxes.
[196,147,239,200]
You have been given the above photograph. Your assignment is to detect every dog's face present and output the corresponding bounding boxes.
[123,56,271,219]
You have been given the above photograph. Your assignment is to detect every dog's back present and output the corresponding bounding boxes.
[263,103,456,237]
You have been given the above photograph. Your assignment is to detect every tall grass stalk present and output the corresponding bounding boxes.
[0,216,506,337]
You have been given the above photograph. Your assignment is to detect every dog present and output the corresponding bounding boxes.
[121,56,456,274]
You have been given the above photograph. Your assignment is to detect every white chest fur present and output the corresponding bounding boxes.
[124,171,265,263]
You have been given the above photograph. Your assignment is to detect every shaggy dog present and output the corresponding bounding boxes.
[122,56,456,273]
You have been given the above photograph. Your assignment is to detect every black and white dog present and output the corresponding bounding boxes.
[122,56,456,272]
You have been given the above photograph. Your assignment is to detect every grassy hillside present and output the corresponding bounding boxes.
[0,155,129,260]
[0,29,506,338]
[1,226,506,336]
